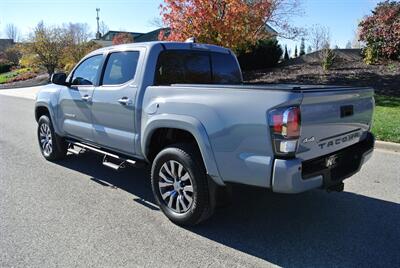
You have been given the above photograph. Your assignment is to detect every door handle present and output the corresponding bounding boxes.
[118,97,132,105]
[81,94,92,102]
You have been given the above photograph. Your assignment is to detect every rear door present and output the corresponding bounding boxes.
[90,49,143,155]
[58,54,104,141]
[296,87,374,160]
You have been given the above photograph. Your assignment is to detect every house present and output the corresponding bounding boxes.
[94,25,276,47]
[0,39,14,53]
[93,28,170,47]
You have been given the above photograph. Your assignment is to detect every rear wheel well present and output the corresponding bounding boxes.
[35,106,50,122]
[147,128,202,163]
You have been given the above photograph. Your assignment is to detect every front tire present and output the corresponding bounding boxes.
[151,144,213,225]
[37,115,67,161]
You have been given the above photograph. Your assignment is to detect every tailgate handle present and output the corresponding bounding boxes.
[340,105,354,118]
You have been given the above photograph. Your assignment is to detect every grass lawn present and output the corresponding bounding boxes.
[372,95,400,143]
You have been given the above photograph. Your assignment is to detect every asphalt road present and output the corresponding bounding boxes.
[0,95,399,267]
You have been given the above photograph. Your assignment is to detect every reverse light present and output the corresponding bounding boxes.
[268,106,301,156]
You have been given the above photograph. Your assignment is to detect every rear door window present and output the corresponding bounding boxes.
[102,51,140,85]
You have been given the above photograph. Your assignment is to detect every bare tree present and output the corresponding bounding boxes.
[5,24,19,41]
[99,21,109,36]
[308,24,330,51]
[63,23,91,44]
[351,29,364,48]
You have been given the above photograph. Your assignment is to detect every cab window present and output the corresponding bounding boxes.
[71,55,103,86]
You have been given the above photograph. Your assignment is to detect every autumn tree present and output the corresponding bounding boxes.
[24,22,68,75]
[62,23,101,71]
[112,33,134,45]
[359,0,400,61]
[159,0,302,52]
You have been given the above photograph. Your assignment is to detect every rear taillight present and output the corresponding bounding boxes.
[268,106,301,157]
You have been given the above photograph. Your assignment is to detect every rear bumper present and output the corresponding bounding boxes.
[271,132,375,193]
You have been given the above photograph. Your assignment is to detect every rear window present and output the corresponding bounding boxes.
[211,53,242,84]
[155,50,241,85]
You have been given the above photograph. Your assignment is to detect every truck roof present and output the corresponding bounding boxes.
[88,41,232,56]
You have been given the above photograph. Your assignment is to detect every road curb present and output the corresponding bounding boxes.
[375,140,400,153]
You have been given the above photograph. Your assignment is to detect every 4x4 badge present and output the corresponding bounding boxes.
[302,136,315,143]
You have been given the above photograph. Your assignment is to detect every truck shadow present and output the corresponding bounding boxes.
[57,152,400,267]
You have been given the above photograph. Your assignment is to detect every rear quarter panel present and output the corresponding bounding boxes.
[142,85,302,188]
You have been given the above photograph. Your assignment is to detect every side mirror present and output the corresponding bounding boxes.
[51,72,68,86]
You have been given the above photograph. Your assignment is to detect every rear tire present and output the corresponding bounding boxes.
[37,115,67,161]
[151,143,213,225]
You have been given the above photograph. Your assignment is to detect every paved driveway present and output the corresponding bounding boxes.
[0,94,399,267]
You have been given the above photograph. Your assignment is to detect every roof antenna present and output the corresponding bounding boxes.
[185,37,196,43]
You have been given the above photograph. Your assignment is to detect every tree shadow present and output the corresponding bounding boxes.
[55,152,400,267]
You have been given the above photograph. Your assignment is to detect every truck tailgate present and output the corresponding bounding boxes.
[297,87,374,160]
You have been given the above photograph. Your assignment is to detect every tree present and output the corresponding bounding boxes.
[321,47,336,71]
[62,23,99,68]
[159,0,303,53]
[112,33,134,45]
[359,0,400,60]
[345,41,352,49]
[284,45,289,60]
[294,45,298,57]
[5,24,19,41]
[237,39,283,70]
[308,24,330,51]
[4,45,21,65]
[24,22,68,75]
[99,21,109,36]
[299,37,305,55]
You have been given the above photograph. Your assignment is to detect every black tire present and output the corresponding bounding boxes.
[37,115,67,161]
[151,143,213,225]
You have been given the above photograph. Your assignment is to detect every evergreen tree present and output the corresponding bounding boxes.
[307,45,312,54]
[294,45,298,57]
[284,45,289,60]
[299,38,305,56]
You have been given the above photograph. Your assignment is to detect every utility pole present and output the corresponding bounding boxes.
[96,8,101,39]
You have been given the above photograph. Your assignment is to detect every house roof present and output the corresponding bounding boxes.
[0,39,14,52]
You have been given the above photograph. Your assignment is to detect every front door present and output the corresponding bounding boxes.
[91,50,142,155]
[58,54,104,141]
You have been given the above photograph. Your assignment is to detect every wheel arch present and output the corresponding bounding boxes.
[142,114,224,186]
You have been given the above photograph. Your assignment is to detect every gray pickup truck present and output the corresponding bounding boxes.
[35,41,375,225]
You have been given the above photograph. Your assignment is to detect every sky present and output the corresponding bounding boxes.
[0,0,382,54]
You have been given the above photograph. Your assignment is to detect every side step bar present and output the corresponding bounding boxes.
[67,140,137,170]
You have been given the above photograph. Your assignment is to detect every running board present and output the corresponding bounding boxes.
[66,140,137,170]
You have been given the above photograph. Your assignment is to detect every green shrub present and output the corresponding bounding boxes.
[237,39,283,71]
[321,48,336,71]
[0,62,13,74]
[363,46,378,65]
